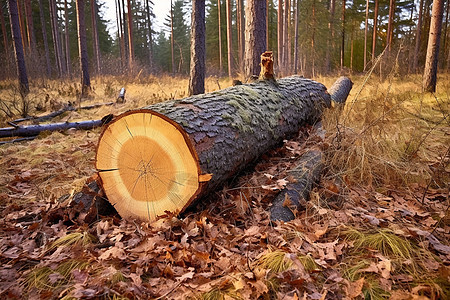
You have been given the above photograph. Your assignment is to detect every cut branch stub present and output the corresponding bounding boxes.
[95,110,204,221]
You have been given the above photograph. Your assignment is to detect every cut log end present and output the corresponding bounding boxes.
[95,110,205,222]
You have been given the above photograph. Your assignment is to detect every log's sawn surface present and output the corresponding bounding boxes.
[143,76,331,196]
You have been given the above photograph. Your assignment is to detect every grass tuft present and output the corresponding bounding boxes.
[49,231,96,250]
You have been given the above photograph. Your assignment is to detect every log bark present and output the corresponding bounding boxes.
[96,76,332,221]
[0,115,113,138]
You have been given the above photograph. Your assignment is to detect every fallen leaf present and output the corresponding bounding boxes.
[346,277,364,299]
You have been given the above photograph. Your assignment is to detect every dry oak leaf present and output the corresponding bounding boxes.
[346,277,365,299]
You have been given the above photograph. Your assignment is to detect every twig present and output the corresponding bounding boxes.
[0,136,36,145]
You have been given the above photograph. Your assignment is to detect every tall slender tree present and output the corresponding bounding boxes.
[326,0,336,72]
[189,0,205,95]
[0,3,9,57]
[371,0,379,61]
[127,0,134,70]
[413,0,424,72]
[50,0,65,76]
[341,0,346,70]
[386,0,395,52]
[8,0,29,96]
[17,0,26,54]
[226,0,232,77]
[283,0,289,70]
[145,0,153,69]
[294,0,299,73]
[363,0,369,70]
[237,0,244,74]
[423,0,445,92]
[170,0,175,74]
[76,0,90,97]
[64,0,71,75]
[38,0,51,77]
[91,0,101,74]
[24,0,36,53]
[277,0,283,70]
[218,0,223,74]
[244,0,266,79]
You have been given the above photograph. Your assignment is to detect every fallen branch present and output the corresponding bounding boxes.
[0,114,114,138]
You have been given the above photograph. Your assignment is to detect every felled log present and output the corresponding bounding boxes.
[96,74,332,222]
[328,76,353,104]
[0,114,113,138]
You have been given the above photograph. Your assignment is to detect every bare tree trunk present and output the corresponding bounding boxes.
[294,0,299,73]
[387,0,395,53]
[50,0,64,77]
[121,0,128,65]
[341,0,346,71]
[413,0,424,72]
[38,0,51,77]
[244,0,266,79]
[266,0,269,50]
[350,21,354,72]
[237,0,244,74]
[283,0,288,71]
[126,0,133,71]
[170,0,175,74]
[226,0,233,78]
[8,0,29,96]
[311,0,316,77]
[440,0,449,69]
[278,0,283,72]
[145,0,153,69]
[17,0,26,55]
[372,0,379,61]
[24,0,36,54]
[0,4,9,58]
[64,0,71,75]
[423,0,445,92]
[116,0,125,69]
[364,0,369,70]
[326,0,335,73]
[189,0,206,96]
[218,0,223,74]
[76,0,90,97]
[91,0,101,74]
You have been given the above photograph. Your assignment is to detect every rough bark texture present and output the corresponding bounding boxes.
[328,76,353,103]
[423,0,445,92]
[8,0,29,96]
[188,0,206,96]
[76,0,90,97]
[142,76,331,194]
[226,0,233,77]
[270,149,323,221]
[244,0,267,79]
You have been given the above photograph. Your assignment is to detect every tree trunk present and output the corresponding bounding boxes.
[423,0,445,92]
[326,0,335,72]
[414,0,424,72]
[311,0,316,77]
[244,0,266,79]
[226,0,233,78]
[218,0,223,74]
[237,0,244,74]
[372,0,379,61]
[76,0,90,97]
[266,0,269,51]
[188,0,205,96]
[387,0,395,53]
[96,75,332,221]
[363,0,369,70]
[440,0,449,69]
[50,0,65,77]
[294,0,299,73]
[341,0,346,71]
[8,0,29,96]
[38,0,51,77]
[277,0,283,72]
[145,0,153,69]
[0,3,9,59]
[16,0,26,55]
[283,0,289,71]
[116,0,125,69]
[64,0,71,75]
[170,0,175,74]
[126,0,133,71]
[91,0,101,74]
[24,0,36,54]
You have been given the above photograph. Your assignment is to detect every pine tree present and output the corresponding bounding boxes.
[76,0,90,97]
[244,0,266,79]
[189,0,205,95]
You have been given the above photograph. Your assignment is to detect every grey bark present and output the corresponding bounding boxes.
[423,0,445,92]
[244,0,266,79]
[76,0,90,96]
[38,0,51,77]
[8,0,29,96]
[188,0,206,96]
[328,76,353,103]
[142,76,331,195]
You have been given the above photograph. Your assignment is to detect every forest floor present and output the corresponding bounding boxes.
[0,72,449,300]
